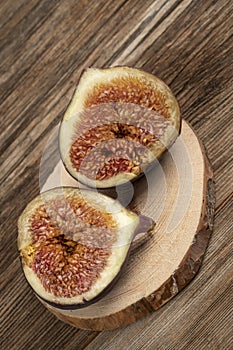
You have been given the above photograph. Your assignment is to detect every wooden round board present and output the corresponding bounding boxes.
[40,120,215,330]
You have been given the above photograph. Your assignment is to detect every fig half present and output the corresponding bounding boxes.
[60,66,181,188]
[18,187,154,309]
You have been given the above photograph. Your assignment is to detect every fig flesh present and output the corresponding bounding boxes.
[18,187,154,309]
[60,66,181,188]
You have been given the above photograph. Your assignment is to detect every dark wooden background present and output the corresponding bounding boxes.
[1,0,232,349]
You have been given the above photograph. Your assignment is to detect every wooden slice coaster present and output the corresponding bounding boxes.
[40,120,215,330]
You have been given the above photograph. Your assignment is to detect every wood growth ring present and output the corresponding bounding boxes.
[40,120,215,330]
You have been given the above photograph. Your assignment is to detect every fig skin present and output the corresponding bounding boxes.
[59,66,181,189]
[18,187,155,309]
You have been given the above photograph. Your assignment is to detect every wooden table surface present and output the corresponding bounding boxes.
[1,0,232,349]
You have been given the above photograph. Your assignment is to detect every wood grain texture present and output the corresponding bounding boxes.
[40,120,215,330]
[0,0,232,349]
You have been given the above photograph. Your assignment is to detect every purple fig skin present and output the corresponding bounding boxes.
[37,260,126,310]
[35,214,155,310]
[58,127,181,191]
[41,219,155,310]
[134,215,155,236]
[59,66,182,190]
[18,187,155,310]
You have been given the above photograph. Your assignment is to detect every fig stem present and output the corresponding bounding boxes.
[134,215,156,236]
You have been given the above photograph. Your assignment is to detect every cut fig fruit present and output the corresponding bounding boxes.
[59,66,181,188]
[18,187,155,309]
